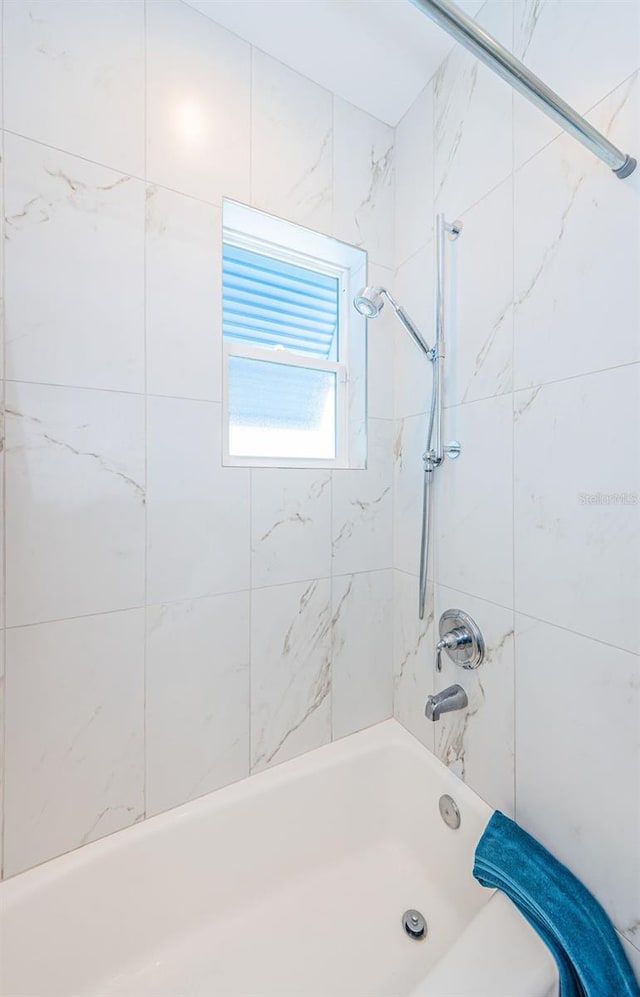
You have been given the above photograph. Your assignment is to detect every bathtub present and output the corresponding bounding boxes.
[0,719,557,997]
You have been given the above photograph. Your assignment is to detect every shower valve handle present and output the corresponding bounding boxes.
[436,610,485,673]
[435,628,472,672]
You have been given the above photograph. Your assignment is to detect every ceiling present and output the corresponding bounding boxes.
[184,0,484,126]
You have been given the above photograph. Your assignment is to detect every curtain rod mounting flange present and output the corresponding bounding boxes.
[410,0,637,180]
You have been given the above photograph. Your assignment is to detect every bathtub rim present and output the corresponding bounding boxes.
[0,718,558,997]
[0,718,492,894]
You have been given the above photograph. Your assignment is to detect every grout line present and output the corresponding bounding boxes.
[329,466,334,743]
[514,609,640,658]
[618,927,640,957]
[436,166,513,231]
[1,122,394,273]
[2,127,222,209]
[1,0,6,880]
[249,45,253,206]
[0,565,400,635]
[393,0,489,138]
[424,67,638,262]
[4,127,148,189]
[246,46,254,778]
[429,71,437,671]
[401,573,640,659]
[511,67,640,178]
[394,239,434,277]
[179,0,338,117]
[248,467,253,775]
[142,0,149,824]
[1,380,401,427]
[392,358,640,421]
[330,88,335,251]
[3,595,244,632]
[443,385,514,409]
[389,112,397,725]
[510,41,518,821]
[2,377,219,402]
[512,360,640,397]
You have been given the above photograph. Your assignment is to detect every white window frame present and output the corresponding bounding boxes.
[221,201,367,470]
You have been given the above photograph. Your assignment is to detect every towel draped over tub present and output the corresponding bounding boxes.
[473,810,640,997]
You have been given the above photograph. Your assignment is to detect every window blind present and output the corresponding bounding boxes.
[222,243,339,360]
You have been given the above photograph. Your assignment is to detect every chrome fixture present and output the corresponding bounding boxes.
[354,216,461,621]
[353,286,432,358]
[438,794,461,830]
[409,0,636,179]
[418,215,461,620]
[425,684,468,721]
[436,609,485,673]
[402,909,427,939]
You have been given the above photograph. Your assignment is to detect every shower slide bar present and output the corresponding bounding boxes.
[409,0,637,179]
[352,217,461,620]
[418,214,461,621]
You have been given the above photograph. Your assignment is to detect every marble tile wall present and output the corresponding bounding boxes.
[2,12,638,976]
[0,0,395,877]
[392,0,639,966]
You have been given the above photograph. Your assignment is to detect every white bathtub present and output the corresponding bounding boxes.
[0,720,557,997]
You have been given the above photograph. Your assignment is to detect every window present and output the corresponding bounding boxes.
[222,201,367,468]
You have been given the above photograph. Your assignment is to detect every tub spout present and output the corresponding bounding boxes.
[425,684,468,722]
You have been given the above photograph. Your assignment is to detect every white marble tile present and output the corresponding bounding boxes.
[0,400,4,631]
[5,382,145,628]
[514,74,640,391]
[393,570,435,753]
[366,263,394,421]
[331,570,393,739]
[620,934,640,985]
[393,242,434,420]
[515,614,640,947]
[434,0,513,218]
[435,393,513,608]
[147,397,249,606]
[0,635,4,877]
[3,610,144,876]
[346,276,369,471]
[146,0,250,205]
[0,151,4,382]
[393,414,432,580]
[333,98,394,269]
[0,11,4,129]
[251,50,332,232]
[146,592,250,817]
[4,134,145,393]
[251,579,331,772]
[514,364,640,654]
[3,0,144,176]
[513,0,640,170]
[434,586,515,816]
[395,81,434,268]
[146,186,221,401]
[332,418,393,576]
[445,177,513,407]
[251,469,331,588]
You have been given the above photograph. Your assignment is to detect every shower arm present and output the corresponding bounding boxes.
[408,0,636,180]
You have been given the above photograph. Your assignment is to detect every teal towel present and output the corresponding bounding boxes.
[473,811,639,997]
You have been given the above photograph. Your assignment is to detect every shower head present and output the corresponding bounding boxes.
[353,285,433,359]
[353,286,385,319]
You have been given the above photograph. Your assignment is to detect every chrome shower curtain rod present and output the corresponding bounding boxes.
[409,0,637,179]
